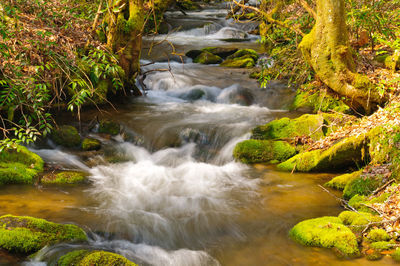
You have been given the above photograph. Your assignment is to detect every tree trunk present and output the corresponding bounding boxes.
[106,0,144,94]
[299,0,383,113]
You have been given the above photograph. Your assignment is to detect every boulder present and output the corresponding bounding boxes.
[51,125,81,147]
[41,171,88,185]
[98,120,120,136]
[220,57,255,68]
[193,51,223,64]
[58,250,137,266]
[325,170,363,190]
[185,50,202,59]
[226,48,259,61]
[201,47,238,58]
[82,138,101,151]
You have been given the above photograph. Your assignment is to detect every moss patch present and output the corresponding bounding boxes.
[201,47,238,58]
[41,171,87,185]
[51,125,81,147]
[343,175,382,200]
[226,49,259,61]
[82,138,101,151]
[325,170,363,190]
[220,57,255,68]
[58,250,137,266]
[0,145,43,171]
[193,51,223,64]
[0,215,87,254]
[233,139,296,164]
[391,248,400,262]
[367,228,390,242]
[98,120,120,136]
[339,211,381,227]
[289,216,359,256]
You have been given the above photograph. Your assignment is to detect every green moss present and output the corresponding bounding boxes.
[0,145,44,171]
[98,120,120,136]
[366,251,383,261]
[220,57,255,68]
[289,216,359,256]
[82,138,101,151]
[252,114,325,141]
[391,247,400,262]
[51,125,81,147]
[343,176,381,200]
[278,133,368,172]
[0,215,87,254]
[348,194,367,209]
[0,163,37,185]
[290,89,350,113]
[58,250,137,266]
[226,49,259,61]
[193,51,223,64]
[201,47,238,58]
[367,228,390,242]
[41,171,87,185]
[370,241,393,251]
[325,170,363,190]
[338,211,381,227]
[233,139,296,164]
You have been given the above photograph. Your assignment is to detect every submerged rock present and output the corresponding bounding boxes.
[41,171,88,185]
[82,138,101,151]
[51,125,81,148]
[193,51,223,64]
[0,215,87,254]
[233,139,296,164]
[0,146,44,185]
[289,216,359,257]
[58,250,137,266]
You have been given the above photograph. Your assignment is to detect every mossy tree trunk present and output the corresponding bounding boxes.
[105,0,144,94]
[299,0,383,113]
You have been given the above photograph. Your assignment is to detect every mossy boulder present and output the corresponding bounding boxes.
[185,49,202,59]
[370,241,394,251]
[289,216,359,256]
[278,134,368,172]
[0,215,87,254]
[348,193,390,213]
[0,146,44,185]
[367,228,390,242]
[51,125,81,147]
[233,139,296,164]
[252,114,326,141]
[201,47,238,58]
[193,51,223,64]
[290,89,351,113]
[41,171,87,185]
[325,170,363,190]
[82,138,101,151]
[343,175,382,200]
[58,250,137,266]
[391,248,400,262]
[339,211,381,227]
[226,49,259,61]
[98,120,120,136]
[220,57,255,68]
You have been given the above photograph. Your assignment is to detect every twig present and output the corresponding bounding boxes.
[371,179,395,196]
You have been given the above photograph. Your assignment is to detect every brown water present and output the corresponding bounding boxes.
[1,4,393,266]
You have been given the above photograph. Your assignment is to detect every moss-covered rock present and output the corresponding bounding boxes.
[367,228,390,242]
[338,211,381,227]
[0,146,44,185]
[278,133,368,172]
[325,170,363,190]
[201,47,238,58]
[41,171,87,185]
[220,57,255,68]
[391,247,400,262]
[51,125,81,148]
[289,216,359,256]
[98,120,120,136]
[252,114,326,141]
[193,51,223,64]
[185,50,202,59]
[384,51,400,71]
[290,89,351,113]
[233,139,296,164]
[0,215,87,254]
[226,49,259,61]
[82,138,101,151]
[370,241,394,251]
[58,250,137,266]
[348,193,390,213]
[343,175,382,200]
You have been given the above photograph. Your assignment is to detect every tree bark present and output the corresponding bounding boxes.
[299,0,383,113]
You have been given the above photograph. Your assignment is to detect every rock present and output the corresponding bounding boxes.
[343,175,382,200]
[51,125,81,147]
[290,89,351,113]
[193,51,223,64]
[366,228,390,242]
[338,211,381,227]
[185,50,202,59]
[325,170,363,191]
[41,171,88,185]
[0,145,44,185]
[179,128,208,144]
[278,133,369,172]
[233,139,296,164]
[220,57,255,68]
[289,216,359,257]
[348,193,390,212]
[201,47,238,58]
[58,250,137,266]
[0,215,87,254]
[98,120,120,136]
[252,114,326,141]
[82,138,101,151]
[180,88,206,101]
[226,48,259,61]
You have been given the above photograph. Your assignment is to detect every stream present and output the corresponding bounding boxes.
[0,3,394,266]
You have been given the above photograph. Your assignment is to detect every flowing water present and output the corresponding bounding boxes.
[0,3,394,266]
